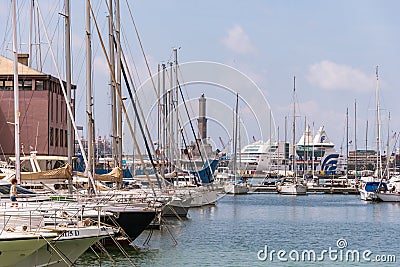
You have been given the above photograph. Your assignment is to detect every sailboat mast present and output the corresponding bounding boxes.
[365,120,368,172]
[284,116,287,176]
[12,0,20,184]
[116,0,123,168]
[354,99,357,179]
[346,108,349,178]
[109,0,117,168]
[386,112,391,179]
[174,48,179,155]
[65,0,73,193]
[85,0,94,186]
[233,93,239,181]
[376,66,382,179]
[293,76,297,179]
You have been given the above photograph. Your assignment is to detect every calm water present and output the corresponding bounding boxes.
[76,194,400,266]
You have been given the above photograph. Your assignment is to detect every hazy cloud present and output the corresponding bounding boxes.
[307,61,374,92]
[222,25,256,54]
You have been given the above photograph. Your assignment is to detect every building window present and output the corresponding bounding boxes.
[22,79,32,90]
[65,130,68,147]
[35,80,44,90]
[50,93,53,122]
[50,127,54,146]
[60,128,63,148]
[55,128,59,147]
[4,80,13,90]
[56,96,58,123]
[0,80,3,90]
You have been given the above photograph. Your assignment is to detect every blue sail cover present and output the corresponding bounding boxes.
[364,182,387,192]
[187,159,219,184]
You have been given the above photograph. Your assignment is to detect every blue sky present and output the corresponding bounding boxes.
[1,0,400,154]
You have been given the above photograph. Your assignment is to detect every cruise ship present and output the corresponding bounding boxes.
[236,126,345,178]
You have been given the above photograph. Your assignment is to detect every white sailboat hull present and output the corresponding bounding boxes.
[224,183,249,195]
[279,184,307,195]
[189,189,219,206]
[359,188,376,201]
[0,233,54,267]
[376,192,400,202]
[17,226,114,267]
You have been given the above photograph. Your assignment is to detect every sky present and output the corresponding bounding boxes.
[1,0,400,155]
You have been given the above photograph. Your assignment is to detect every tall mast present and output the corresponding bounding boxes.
[365,120,368,173]
[29,0,33,67]
[157,63,160,155]
[116,0,123,168]
[233,93,239,182]
[65,0,73,193]
[293,76,297,179]
[161,63,166,178]
[354,99,357,179]
[174,48,179,157]
[385,112,391,179]
[109,0,117,167]
[284,116,287,176]
[375,66,382,179]
[85,0,94,184]
[12,0,20,184]
[169,62,174,172]
[346,108,349,178]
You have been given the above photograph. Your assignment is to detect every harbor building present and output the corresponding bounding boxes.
[0,54,75,158]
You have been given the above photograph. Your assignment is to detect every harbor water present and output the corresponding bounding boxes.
[76,194,400,266]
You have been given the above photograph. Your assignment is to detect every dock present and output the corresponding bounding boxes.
[248,184,359,194]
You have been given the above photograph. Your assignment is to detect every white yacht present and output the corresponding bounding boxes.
[0,230,57,266]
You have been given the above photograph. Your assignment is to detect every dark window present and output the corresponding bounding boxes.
[56,96,58,123]
[23,79,32,90]
[50,93,53,122]
[55,128,59,147]
[65,130,68,147]
[35,80,44,90]
[50,127,54,146]
[60,128,63,148]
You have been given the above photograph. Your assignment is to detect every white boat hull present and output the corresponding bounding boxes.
[224,183,249,195]
[359,188,376,201]
[189,190,219,206]
[17,226,114,267]
[376,192,400,202]
[0,233,54,267]
[279,184,307,195]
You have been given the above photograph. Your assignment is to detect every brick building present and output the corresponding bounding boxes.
[0,55,75,157]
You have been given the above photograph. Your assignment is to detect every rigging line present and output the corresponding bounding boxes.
[119,43,161,165]
[124,0,157,94]
[0,1,12,54]
[17,0,28,52]
[88,0,160,193]
[121,58,164,189]
[120,26,142,87]
[41,15,61,71]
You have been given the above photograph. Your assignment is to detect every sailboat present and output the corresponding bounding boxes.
[224,93,248,194]
[360,66,389,201]
[278,77,307,195]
